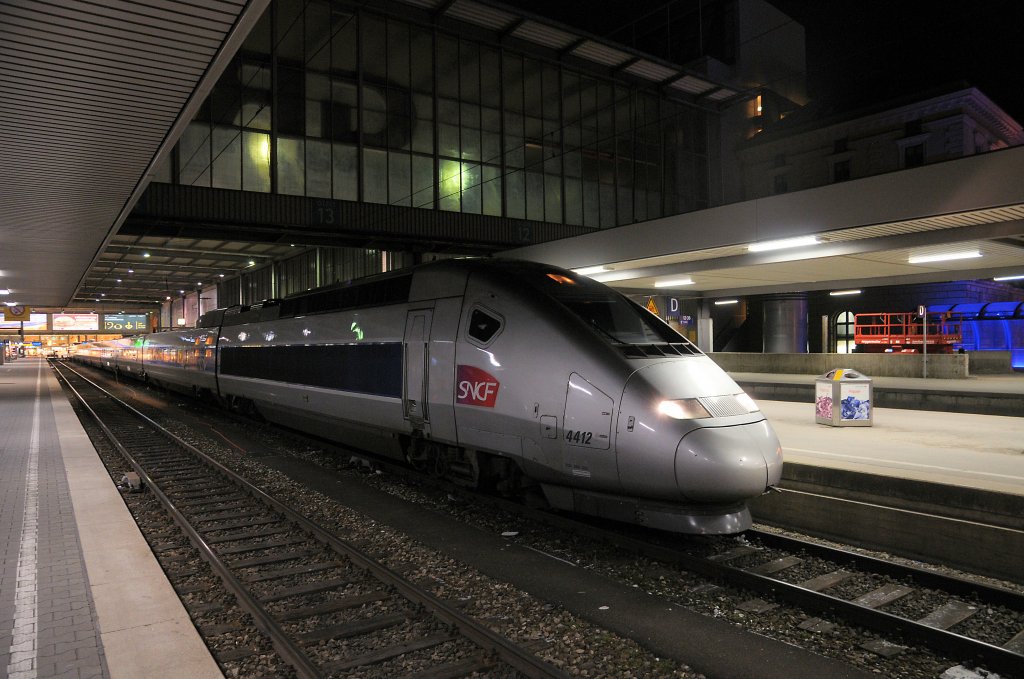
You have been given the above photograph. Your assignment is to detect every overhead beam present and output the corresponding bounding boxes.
[606,219,1024,282]
[502,146,1024,270]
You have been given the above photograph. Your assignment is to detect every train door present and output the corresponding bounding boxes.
[561,373,616,484]
[404,310,432,430]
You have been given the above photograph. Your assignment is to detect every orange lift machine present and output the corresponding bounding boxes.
[854,311,962,353]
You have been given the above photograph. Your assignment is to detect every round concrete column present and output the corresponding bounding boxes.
[763,293,808,353]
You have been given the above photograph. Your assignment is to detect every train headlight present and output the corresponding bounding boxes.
[735,392,760,413]
[658,398,711,419]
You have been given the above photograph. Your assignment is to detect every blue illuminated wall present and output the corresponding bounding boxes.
[960,319,1024,368]
[804,279,1024,365]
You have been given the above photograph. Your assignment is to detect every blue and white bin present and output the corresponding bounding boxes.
[815,369,873,427]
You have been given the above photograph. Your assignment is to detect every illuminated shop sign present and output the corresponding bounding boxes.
[103,314,149,332]
[52,313,99,331]
[0,313,47,330]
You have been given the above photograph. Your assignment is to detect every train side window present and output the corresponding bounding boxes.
[467,308,502,345]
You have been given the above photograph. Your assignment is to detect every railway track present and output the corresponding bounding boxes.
[327,444,1024,675]
[60,360,1024,677]
[53,361,568,679]
[225,411,1024,676]
[483,494,1024,676]
[698,529,1024,673]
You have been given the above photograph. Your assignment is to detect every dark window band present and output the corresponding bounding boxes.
[220,343,402,397]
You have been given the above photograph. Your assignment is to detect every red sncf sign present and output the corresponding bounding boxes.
[456,365,500,407]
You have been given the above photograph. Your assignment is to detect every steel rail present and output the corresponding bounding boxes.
[707,559,1024,677]
[55,362,569,679]
[367,463,1024,676]
[54,363,326,679]
[747,528,1024,610]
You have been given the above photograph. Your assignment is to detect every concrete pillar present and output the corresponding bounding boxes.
[763,293,808,353]
[697,302,713,353]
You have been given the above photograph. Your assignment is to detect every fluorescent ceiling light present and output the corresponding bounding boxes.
[994,274,1024,281]
[748,236,819,252]
[908,251,981,264]
[654,278,694,288]
[592,271,634,283]
[714,299,738,306]
[573,265,610,276]
[829,289,861,296]
[0,288,9,295]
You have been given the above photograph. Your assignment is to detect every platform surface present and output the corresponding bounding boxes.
[759,398,1024,496]
[732,371,1024,395]
[0,358,221,679]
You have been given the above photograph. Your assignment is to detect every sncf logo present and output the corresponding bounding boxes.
[456,365,500,408]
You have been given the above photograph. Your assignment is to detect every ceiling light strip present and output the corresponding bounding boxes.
[654,278,694,288]
[573,265,610,276]
[748,236,819,252]
[907,251,982,264]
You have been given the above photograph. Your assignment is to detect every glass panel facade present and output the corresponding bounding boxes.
[164,1,711,228]
[835,311,855,354]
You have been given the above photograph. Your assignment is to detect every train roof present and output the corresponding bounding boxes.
[198,258,579,328]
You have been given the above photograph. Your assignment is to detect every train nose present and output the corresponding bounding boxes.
[674,420,782,502]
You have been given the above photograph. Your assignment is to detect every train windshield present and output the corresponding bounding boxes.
[532,271,683,345]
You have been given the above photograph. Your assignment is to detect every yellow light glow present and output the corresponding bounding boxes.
[439,159,462,198]
[258,135,270,165]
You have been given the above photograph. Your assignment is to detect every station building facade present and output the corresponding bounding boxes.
[130,0,1020,362]
[153,2,714,227]
[699,85,1023,356]
[137,0,773,326]
[129,0,811,328]
[632,85,1024,358]
[736,85,1023,200]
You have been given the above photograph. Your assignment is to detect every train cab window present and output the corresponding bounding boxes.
[526,270,685,346]
[467,308,502,345]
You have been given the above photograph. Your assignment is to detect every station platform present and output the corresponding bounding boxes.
[727,371,1024,497]
[733,371,1024,417]
[0,358,221,679]
[757,398,1024,498]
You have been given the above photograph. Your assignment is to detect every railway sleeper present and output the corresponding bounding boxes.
[296,609,414,644]
[242,560,348,584]
[322,634,468,674]
[274,590,393,622]
[258,577,358,604]
[396,656,499,679]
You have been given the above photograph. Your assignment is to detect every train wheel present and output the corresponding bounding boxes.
[406,441,436,475]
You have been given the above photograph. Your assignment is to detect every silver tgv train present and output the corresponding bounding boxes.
[73,258,782,534]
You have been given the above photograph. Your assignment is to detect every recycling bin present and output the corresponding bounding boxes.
[815,368,873,427]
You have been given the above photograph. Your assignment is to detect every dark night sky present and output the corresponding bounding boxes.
[769,0,1024,122]
[502,0,1024,123]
